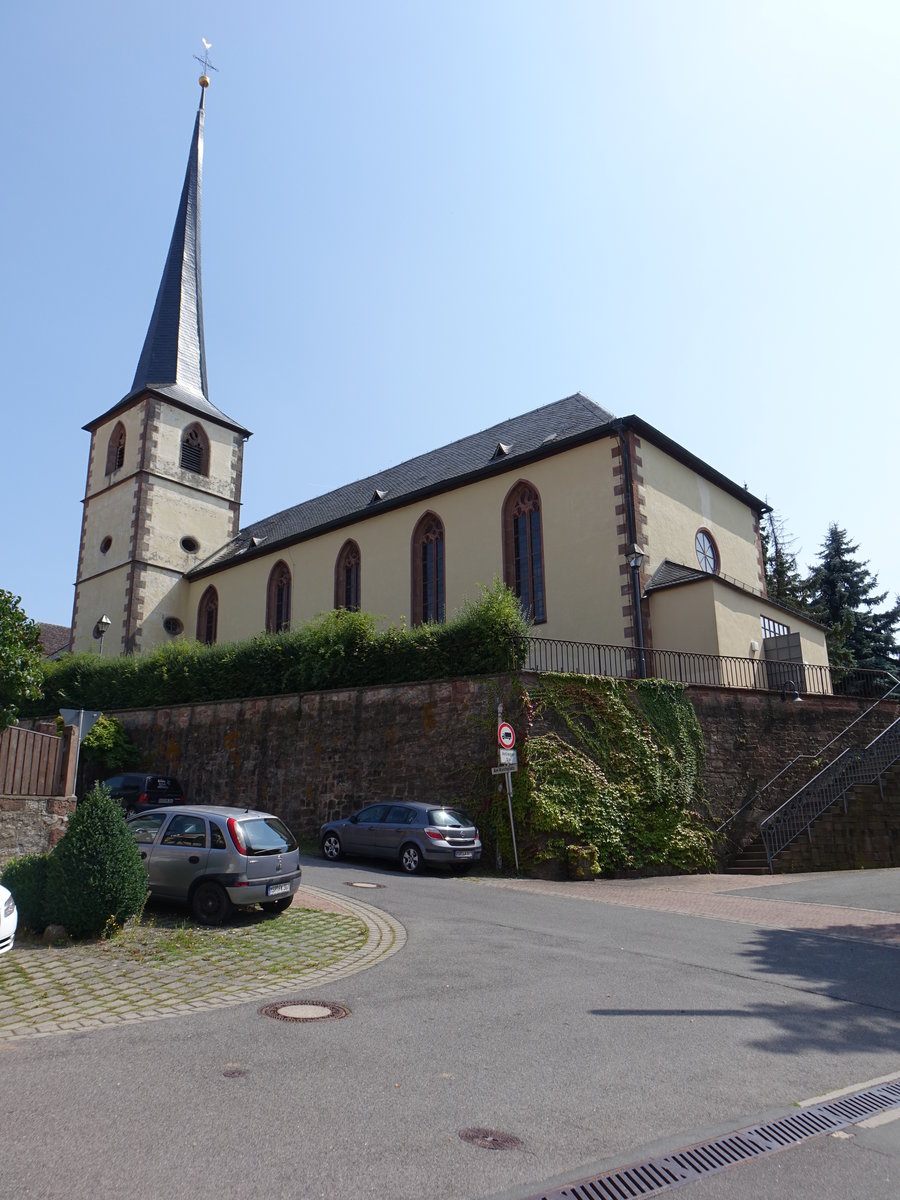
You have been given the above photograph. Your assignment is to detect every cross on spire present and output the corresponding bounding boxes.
[194,37,218,78]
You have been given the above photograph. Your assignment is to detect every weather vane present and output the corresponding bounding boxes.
[194,37,218,88]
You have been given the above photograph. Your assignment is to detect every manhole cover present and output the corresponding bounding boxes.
[259,1000,350,1023]
[459,1128,523,1151]
[344,881,384,889]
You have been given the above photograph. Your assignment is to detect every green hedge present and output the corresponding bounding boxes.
[25,581,530,715]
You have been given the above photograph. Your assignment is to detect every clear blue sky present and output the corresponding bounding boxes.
[2,1,898,627]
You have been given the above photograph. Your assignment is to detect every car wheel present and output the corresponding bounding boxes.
[400,843,423,874]
[321,832,343,861]
[261,897,292,914]
[191,881,233,926]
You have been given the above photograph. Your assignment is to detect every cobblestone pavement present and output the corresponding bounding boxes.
[0,885,406,1042]
[476,871,900,945]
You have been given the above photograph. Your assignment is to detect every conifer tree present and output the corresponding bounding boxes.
[761,511,806,609]
[804,525,900,671]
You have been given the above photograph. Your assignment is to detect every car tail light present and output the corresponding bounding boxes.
[137,793,148,806]
[425,828,445,841]
[226,818,247,853]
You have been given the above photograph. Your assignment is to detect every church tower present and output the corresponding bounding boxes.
[72,77,250,656]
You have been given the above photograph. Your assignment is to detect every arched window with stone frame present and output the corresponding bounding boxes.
[502,480,547,623]
[334,539,362,612]
[411,512,445,625]
[266,560,292,634]
[180,422,210,476]
[196,586,218,645]
[105,421,126,474]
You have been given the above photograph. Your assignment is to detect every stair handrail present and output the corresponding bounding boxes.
[716,672,900,837]
[760,713,900,869]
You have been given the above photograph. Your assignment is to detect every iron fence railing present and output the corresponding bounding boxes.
[760,716,900,868]
[520,637,897,700]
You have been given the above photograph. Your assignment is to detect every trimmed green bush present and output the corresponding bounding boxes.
[1,853,51,933]
[45,784,147,939]
[26,580,530,715]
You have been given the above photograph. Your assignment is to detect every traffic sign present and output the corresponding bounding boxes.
[499,748,518,766]
[491,764,516,774]
[497,722,516,749]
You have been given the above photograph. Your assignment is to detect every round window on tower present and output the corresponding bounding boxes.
[100,536,113,555]
[180,536,200,554]
[163,617,184,636]
[695,529,719,573]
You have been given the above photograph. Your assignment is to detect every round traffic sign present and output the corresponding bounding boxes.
[498,722,516,749]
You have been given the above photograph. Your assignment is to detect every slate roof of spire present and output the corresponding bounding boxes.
[85,88,249,437]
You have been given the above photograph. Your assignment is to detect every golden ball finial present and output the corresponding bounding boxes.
[199,74,210,88]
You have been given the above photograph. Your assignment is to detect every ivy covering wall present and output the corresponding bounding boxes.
[481,674,713,876]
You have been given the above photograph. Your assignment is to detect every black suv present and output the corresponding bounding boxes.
[100,773,185,815]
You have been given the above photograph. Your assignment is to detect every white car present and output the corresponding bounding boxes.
[0,883,18,955]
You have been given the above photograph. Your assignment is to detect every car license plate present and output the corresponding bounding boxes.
[267,881,291,897]
[454,850,473,859]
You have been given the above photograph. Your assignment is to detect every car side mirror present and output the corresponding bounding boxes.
[349,814,358,824]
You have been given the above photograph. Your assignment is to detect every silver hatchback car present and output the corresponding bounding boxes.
[320,801,482,873]
[127,805,302,925]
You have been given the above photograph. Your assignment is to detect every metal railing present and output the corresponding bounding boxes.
[521,637,897,699]
[760,715,900,869]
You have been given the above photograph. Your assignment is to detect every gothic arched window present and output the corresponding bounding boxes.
[266,561,292,634]
[105,422,126,474]
[412,512,445,625]
[334,540,361,611]
[180,423,210,476]
[503,480,547,623]
[197,586,218,645]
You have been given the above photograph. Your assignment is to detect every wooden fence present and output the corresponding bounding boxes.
[0,725,76,797]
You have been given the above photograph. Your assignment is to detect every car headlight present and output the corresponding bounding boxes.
[3,895,15,918]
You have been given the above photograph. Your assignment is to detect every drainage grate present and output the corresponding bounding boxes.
[527,1078,900,1200]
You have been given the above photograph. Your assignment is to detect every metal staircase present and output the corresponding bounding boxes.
[760,715,900,871]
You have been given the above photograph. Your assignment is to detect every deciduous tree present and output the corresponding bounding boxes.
[0,590,43,732]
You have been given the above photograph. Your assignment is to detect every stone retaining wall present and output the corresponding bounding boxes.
[0,795,75,866]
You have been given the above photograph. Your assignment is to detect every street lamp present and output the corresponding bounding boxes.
[625,543,646,679]
[92,614,111,655]
[780,679,803,703]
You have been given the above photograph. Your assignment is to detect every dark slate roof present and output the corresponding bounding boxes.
[189,394,772,581]
[85,88,249,438]
[645,560,710,590]
[38,623,72,658]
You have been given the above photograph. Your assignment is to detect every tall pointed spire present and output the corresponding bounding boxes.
[95,77,248,437]
[130,86,208,405]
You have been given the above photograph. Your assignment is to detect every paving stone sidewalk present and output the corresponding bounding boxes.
[0,885,406,1042]
[477,872,900,945]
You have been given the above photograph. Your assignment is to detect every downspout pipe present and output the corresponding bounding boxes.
[614,421,646,678]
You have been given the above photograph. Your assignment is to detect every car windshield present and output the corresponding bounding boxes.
[236,816,297,855]
[427,808,474,828]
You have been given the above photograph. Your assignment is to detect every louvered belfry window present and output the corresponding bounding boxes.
[412,513,445,624]
[105,422,126,474]
[266,561,292,633]
[181,424,209,475]
[503,481,546,623]
[335,540,361,611]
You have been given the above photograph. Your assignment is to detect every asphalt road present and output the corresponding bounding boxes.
[3,862,899,1200]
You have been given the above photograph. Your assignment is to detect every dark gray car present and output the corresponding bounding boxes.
[128,805,302,925]
[320,801,482,873]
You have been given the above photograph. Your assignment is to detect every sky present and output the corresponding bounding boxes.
[2,1,898,627]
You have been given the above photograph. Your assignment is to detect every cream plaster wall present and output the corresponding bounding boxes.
[78,481,137,580]
[142,477,235,571]
[71,566,130,655]
[186,441,626,647]
[640,440,762,590]
[134,568,189,653]
[711,582,829,667]
[648,582,720,657]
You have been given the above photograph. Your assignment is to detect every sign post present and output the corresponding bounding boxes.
[497,703,520,876]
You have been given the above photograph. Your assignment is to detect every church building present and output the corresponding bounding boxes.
[71,81,829,683]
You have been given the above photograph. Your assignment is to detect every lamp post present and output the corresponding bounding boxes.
[626,543,646,679]
[93,614,111,656]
